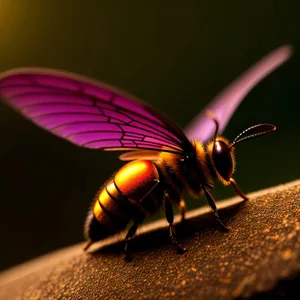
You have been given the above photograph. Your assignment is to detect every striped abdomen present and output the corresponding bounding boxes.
[85,160,162,242]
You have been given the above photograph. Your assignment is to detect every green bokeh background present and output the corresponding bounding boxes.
[0,0,299,271]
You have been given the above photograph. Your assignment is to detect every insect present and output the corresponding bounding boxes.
[0,45,291,261]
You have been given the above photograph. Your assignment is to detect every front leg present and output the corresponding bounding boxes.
[164,192,187,254]
[202,186,230,232]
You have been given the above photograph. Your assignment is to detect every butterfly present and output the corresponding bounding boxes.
[0,45,291,260]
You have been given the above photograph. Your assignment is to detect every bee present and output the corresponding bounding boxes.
[0,46,292,261]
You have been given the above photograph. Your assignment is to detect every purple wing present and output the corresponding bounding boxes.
[0,68,188,153]
[184,45,293,143]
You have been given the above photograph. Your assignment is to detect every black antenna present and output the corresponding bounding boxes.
[229,124,276,148]
[207,110,219,143]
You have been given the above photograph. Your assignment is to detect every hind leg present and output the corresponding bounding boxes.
[123,219,142,262]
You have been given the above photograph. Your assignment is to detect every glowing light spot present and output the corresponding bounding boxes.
[215,141,222,152]
[116,161,148,183]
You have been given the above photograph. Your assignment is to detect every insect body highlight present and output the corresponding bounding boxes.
[85,160,163,245]
[0,45,292,260]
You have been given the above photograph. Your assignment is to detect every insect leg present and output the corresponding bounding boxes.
[124,219,142,262]
[83,239,93,251]
[164,193,187,254]
[165,186,186,222]
[202,186,230,232]
[139,178,160,203]
[229,178,249,200]
[179,199,186,222]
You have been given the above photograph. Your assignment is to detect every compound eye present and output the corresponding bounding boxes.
[212,140,233,181]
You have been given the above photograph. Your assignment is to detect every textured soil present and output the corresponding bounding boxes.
[0,180,299,300]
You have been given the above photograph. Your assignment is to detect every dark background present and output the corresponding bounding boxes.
[0,1,299,271]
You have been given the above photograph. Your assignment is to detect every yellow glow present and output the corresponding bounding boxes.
[0,2,21,44]
[0,1,42,65]
[98,189,110,209]
[93,199,103,221]
[115,161,148,183]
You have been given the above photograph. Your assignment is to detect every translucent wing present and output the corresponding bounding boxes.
[0,68,188,153]
[184,45,292,143]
